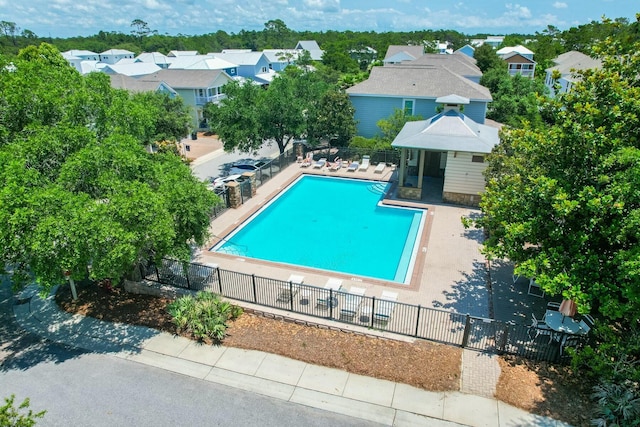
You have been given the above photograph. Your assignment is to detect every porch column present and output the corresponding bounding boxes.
[417,150,426,189]
[399,148,407,187]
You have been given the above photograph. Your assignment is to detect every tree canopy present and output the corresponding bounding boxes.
[204,67,356,153]
[0,44,218,292]
[472,39,640,379]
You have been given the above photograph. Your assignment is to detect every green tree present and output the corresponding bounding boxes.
[306,90,356,146]
[472,40,640,382]
[373,108,423,148]
[473,43,503,73]
[0,43,218,292]
[0,395,45,427]
[205,68,332,154]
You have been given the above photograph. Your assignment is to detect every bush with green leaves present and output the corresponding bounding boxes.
[0,395,46,427]
[166,292,243,342]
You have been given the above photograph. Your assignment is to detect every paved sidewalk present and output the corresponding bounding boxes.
[10,283,569,427]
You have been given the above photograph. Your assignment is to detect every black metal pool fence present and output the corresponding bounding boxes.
[135,259,587,363]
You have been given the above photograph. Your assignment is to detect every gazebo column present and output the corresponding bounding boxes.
[417,150,426,189]
[399,148,407,187]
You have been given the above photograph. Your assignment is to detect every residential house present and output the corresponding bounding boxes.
[455,44,476,58]
[346,65,492,138]
[544,50,602,96]
[167,50,199,57]
[126,69,234,130]
[209,51,275,84]
[135,52,171,69]
[295,40,324,61]
[61,50,100,73]
[168,54,239,78]
[497,45,536,78]
[262,49,299,71]
[383,45,425,64]
[99,49,135,65]
[349,46,378,66]
[109,74,178,97]
[101,62,161,77]
[388,53,482,84]
[391,95,500,206]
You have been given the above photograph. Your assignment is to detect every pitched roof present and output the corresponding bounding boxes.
[294,41,323,60]
[135,52,171,66]
[209,52,265,66]
[100,49,134,55]
[262,49,300,63]
[168,50,199,57]
[388,53,482,78]
[546,50,602,75]
[62,49,98,58]
[496,45,533,56]
[139,69,230,89]
[109,74,176,95]
[502,52,536,63]
[391,109,499,153]
[346,66,492,101]
[384,45,425,60]
[102,62,161,77]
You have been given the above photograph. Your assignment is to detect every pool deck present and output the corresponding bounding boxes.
[197,160,489,321]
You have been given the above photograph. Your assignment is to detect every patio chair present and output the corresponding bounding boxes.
[329,160,342,171]
[374,162,385,173]
[528,278,545,297]
[347,161,359,172]
[373,291,398,323]
[528,313,554,342]
[317,278,343,308]
[277,274,303,303]
[313,158,327,168]
[578,314,595,335]
[300,153,313,168]
[359,155,370,171]
[340,286,366,320]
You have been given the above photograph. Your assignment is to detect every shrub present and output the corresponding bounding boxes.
[166,292,243,342]
[0,395,46,427]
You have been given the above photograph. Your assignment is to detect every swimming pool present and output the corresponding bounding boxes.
[211,175,425,283]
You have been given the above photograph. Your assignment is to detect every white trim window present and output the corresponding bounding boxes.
[403,99,415,115]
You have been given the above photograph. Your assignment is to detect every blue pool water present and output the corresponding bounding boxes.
[211,175,425,283]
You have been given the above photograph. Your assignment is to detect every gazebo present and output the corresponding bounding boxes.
[391,95,500,206]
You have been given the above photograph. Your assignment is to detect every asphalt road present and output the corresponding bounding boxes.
[0,278,380,427]
[190,143,283,181]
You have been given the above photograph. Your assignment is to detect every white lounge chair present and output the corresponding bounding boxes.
[300,153,313,167]
[277,274,304,303]
[313,158,327,168]
[317,278,343,308]
[347,161,359,172]
[340,286,366,319]
[374,162,385,173]
[329,160,342,171]
[373,291,398,322]
[359,155,370,171]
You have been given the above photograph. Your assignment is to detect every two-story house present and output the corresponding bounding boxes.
[209,51,274,85]
[496,45,536,78]
[346,65,492,138]
[544,50,602,96]
[130,69,234,130]
[99,49,135,65]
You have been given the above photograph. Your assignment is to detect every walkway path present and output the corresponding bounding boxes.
[10,282,569,427]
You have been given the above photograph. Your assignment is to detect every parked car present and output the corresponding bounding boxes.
[228,159,269,177]
[207,174,247,191]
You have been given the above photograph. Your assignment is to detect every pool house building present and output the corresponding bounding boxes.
[391,95,500,206]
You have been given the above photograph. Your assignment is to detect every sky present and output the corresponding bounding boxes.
[1,0,637,39]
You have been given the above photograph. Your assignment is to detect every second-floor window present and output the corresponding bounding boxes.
[261,66,268,73]
[403,99,415,115]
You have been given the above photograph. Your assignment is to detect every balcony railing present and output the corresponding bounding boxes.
[195,93,226,105]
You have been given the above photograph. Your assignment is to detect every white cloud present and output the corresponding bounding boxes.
[303,0,340,12]
[553,2,568,8]
[504,3,532,19]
